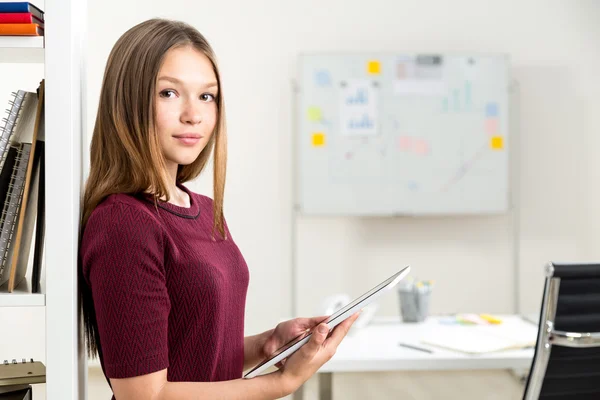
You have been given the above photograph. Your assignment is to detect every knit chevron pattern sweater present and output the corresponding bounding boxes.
[81,184,249,395]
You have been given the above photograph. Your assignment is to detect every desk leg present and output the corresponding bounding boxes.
[318,372,333,400]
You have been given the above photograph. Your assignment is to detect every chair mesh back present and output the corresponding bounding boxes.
[524,263,600,399]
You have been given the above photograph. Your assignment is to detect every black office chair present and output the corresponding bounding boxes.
[523,262,600,399]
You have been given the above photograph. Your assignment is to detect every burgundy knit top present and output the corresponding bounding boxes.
[80,184,249,397]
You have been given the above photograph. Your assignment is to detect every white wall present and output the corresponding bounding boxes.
[0,0,598,399]
[83,0,600,336]
[0,0,596,355]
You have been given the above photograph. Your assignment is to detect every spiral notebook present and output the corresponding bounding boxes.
[6,81,44,292]
[0,359,45,386]
[0,90,27,175]
[0,143,31,287]
[0,147,18,218]
[0,81,45,292]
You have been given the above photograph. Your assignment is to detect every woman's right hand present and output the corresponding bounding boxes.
[278,312,360,395]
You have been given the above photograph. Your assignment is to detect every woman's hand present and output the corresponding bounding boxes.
[261,316,329,368]
[277,312,360,395]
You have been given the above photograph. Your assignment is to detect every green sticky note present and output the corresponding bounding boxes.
[307,106,322,122]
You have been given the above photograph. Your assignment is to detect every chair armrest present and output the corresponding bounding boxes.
[549,330,600,348]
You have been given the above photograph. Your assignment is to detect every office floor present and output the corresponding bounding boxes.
[80,367,525,400]
[301,370,525,400]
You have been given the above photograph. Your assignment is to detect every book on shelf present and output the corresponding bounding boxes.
[0,13,44,28]
[0,80,45,294]
[0,142,31,288]
[0,385,31,400]
[0,90,26,173]
[0,3,44,37]
[29,138,43,294]
[0,358,45,386]
[0,3,43,22]
[0,24,43,36]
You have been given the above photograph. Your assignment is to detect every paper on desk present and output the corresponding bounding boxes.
[420,324,537,355]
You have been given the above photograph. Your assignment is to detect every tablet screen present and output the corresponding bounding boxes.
[323,270,402,324]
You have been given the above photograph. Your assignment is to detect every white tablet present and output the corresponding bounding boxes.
[243,265,411,379]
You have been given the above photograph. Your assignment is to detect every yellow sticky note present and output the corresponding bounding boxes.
[490,136,504,150]
[307,106,322,122]
[312,132,325,147]
[367,60,381,75]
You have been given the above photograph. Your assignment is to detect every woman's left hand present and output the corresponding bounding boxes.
[262,316,329,368]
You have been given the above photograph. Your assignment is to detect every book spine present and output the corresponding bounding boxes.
[0,91,26,173]
[0,23,43,36]
[0,144,30,281]
[0,12,35,23]
[0,3,30,14]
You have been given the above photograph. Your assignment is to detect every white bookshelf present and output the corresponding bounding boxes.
[0,36,44,48]
[0,37,44,63]
[45,0,88,398]
[0,279,45,307]
[0,0,87,398]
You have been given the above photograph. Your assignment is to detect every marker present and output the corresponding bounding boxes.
[479,314,502,324]
[398,342,433,354]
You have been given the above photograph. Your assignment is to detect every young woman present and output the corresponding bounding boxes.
[79,18,358,400]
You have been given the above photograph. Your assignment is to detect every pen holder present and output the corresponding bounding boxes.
[398,282,432,323]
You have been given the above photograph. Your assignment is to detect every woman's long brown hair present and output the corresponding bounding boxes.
[81,18,227,359]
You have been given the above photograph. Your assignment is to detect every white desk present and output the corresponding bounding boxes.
[296,315,538,400]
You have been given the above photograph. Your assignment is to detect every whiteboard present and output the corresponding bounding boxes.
[295,53,510,215]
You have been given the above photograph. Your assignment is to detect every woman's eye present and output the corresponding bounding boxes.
[200,93,215,102]
[159,90,177,98]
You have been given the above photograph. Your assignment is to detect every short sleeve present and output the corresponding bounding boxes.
[81,202,171,378]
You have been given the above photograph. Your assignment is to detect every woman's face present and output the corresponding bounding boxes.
[155,46,218,171]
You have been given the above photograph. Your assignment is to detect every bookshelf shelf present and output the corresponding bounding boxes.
[0,279,45,307]
[0,40,44,63]
[0,37,44,48]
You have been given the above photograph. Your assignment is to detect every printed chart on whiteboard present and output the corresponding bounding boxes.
[296,53,510,215]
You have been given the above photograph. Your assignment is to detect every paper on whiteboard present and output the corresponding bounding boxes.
[340,80,378,136]
[395,55,445,95]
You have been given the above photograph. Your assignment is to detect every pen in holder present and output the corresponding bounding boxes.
[398,279,433,323]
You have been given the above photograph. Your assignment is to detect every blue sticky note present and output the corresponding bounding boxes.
[315,70,331,87]
[486,102,499,117]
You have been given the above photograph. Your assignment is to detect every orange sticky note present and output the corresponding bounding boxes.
[490,136,504,150]
[367,60,381,75]
[312,132,325,147]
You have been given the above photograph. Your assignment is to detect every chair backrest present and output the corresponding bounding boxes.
[523,262,600,399]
